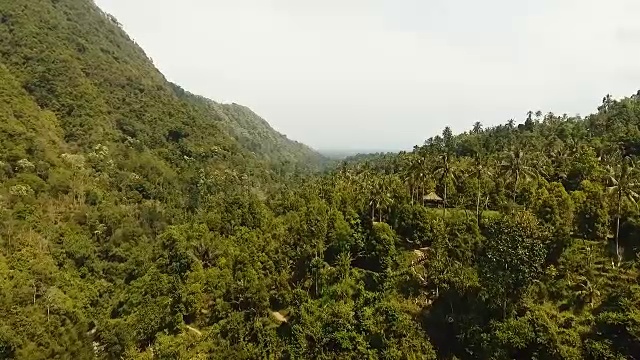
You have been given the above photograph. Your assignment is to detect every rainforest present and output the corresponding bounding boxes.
[2,0,640,359]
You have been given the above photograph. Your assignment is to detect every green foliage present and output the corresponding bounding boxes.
[479,212,548,312]
[367,222,399,273]
[573,180,610,240]
[3,0,640,358]
[392,203,443,247]
[533,182,574,238]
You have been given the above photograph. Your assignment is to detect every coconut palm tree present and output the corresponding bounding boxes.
[434,153,457,216]
[501,149,538,204]
[408,151,432,205]
[379,175,395,222]
[368,175,382,221]
[405,153,425,205]
[472,121,483,134]
[526,111,534,122]
[470,152,492,224]
[547,140,575,181]
[607,156,639,264]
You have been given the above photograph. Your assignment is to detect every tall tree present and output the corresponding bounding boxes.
[479,212,547,317]
[407,152,431,205]
[501,149,538,204]
[599,93,614,114]
[472,121,483,134]
[607,155,639,264]
[470,152,492,224]
[434,153,456,216]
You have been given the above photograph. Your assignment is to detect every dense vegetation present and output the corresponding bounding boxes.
[2,0,640,359]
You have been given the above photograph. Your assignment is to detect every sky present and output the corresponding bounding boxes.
[94,0,640,151]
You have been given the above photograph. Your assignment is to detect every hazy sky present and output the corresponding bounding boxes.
[94,0,640,151]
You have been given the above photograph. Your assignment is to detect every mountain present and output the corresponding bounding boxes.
[171,86,329,172]
[0,0,325,174]
[0,0,342,357]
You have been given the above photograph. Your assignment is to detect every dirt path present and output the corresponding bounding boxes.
[186,325,202,336]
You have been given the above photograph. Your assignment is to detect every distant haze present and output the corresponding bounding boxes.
[94,0,640,151]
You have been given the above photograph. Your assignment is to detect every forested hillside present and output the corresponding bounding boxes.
[0,0,326,175]
[2,0,640,359]
[172,86,327,173]
[327,97,640,359]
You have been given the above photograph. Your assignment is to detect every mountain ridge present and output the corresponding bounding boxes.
[0,0,325,173]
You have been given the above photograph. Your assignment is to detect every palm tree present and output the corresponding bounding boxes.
[379,175,396,221]
[534,110,543,121]
[576,277,600,309]
[434,153,456,216]
[408,151,432,205]
[369,175,381,221]
[607,156,639,264]
[501,149,538,204]
[472,121,483,134]
[471,152,492,224]
[600,94,613,113]
[405,153,425,205]
[547,139,574,181]
[368,175,394,223]
[544,112,555,123]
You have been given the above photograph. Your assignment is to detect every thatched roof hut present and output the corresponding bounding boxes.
[423,192,443,203]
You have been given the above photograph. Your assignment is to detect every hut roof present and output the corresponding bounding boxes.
[423,192,443,202]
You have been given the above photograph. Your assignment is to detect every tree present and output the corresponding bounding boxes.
[501,149,538,204]
[442,126,454,152]
[472,121,483,134]
[434,153,456,216]
[479,212,547,316]
[572,180,610,240]
[599,93,614,114]
[470,151,492,224]
[367,222,398,273]
[575,276,600,309]
[535,110,543,121]
[607,156,639,264]
[408,152,432,205]
[533,182,574,238]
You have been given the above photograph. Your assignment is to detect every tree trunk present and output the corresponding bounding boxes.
[476,183,481,225]
[443,182,447,217]
[413,183,417,205]
[503,300,507,319]
[616,192,622,265]
[513,171,519,203]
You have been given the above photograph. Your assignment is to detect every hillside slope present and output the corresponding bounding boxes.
[0,0,325,173]
[0,1,340,358]
[171,85,328,172]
